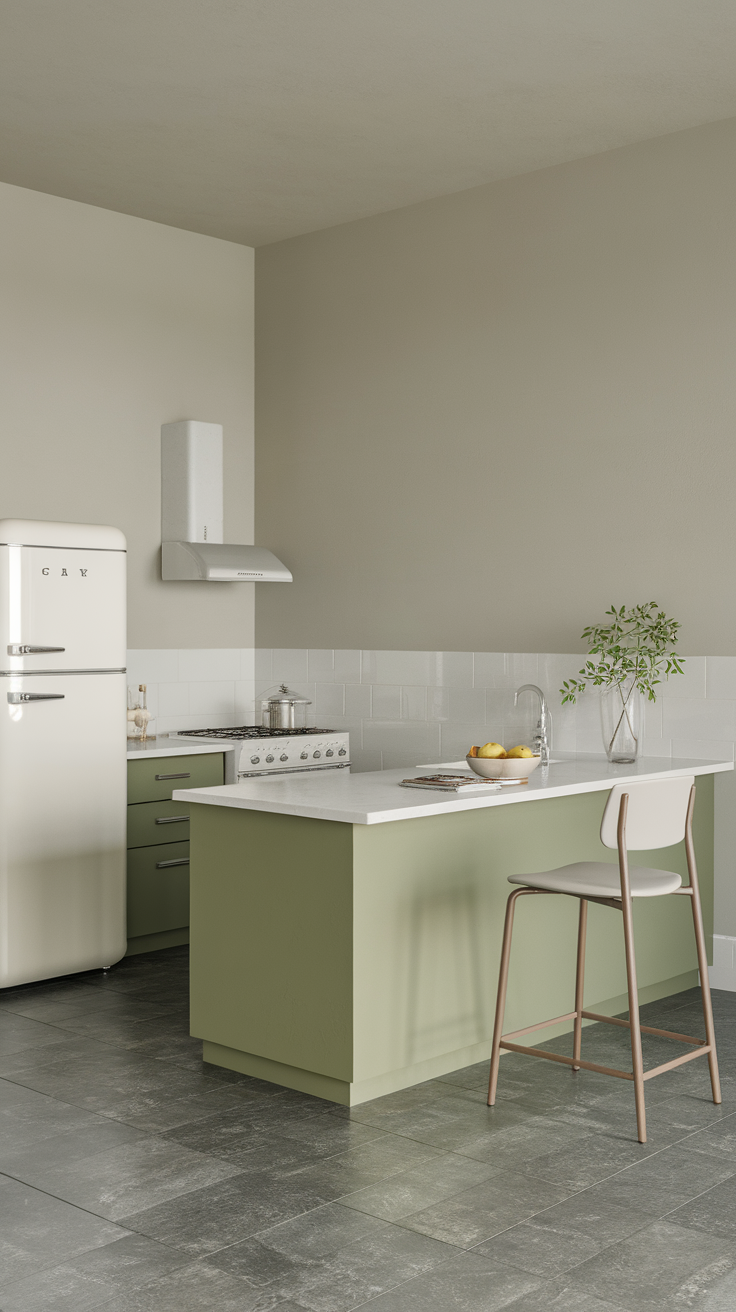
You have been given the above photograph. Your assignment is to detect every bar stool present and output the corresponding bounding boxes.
[487,775,721,1143]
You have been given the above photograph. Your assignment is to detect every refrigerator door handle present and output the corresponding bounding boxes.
[7,645,66,655]
[155,857,190,869]
[7,692,65,703]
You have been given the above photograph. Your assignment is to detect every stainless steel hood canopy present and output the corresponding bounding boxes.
[160,420,292,583]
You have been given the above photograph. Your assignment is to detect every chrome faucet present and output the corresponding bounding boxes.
[515,684,552,765]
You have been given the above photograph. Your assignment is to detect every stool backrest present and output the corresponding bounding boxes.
[600,775,695,850]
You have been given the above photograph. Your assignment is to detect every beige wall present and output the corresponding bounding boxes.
[0,181,254,649]
[255,116,736,655]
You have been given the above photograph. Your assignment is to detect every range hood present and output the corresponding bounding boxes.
[161,420,292,583]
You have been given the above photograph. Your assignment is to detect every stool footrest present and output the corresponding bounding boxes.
[502,1011,578,1041]
[642,1045,712,1079]
[581,1010,707,1047]
[499,1040,634,1080]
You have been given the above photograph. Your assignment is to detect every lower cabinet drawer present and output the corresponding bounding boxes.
[127,841,190,938]
[127,752,224,804]
[127,798,190,849]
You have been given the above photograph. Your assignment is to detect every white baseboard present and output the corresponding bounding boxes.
[709,934,736,992]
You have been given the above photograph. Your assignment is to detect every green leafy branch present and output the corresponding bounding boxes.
[560,603,685,706]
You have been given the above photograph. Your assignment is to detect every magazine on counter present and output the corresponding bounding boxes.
[400,773,502,793]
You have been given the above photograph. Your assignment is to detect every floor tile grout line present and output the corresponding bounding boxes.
[0,1166,142,1231]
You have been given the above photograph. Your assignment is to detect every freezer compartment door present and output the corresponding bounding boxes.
[0,544,126,672]
[0,673,127,987]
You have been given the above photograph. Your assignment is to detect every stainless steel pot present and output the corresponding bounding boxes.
[261,684,312,731]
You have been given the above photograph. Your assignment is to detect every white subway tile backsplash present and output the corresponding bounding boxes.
[254,648,273,689]
[401,686,427,720]
[485,689,510,728]
[362,720,439,757]
[188,681,236,716]
[707,657,736,700]
[427,688,449,721]
[178,648,241,682]
[538,654,582,700]
[308,649,335,682]
[430,652,474,687]
[658,656,706,700]
[662,698,736,740]
[501,653,540,688]
[446,687,486,724]
[372,685,402,720]
[671,739,736,762]
[316,683,345,718]
[439,720,488,759]
[574,693,605,755]
[362,650,432,686]
[335,650,362,684]
[639,699,671,757]
[234,680,256,723]
[239,648,255,682]
[473,652,506,688]
[345,684,372,719]
[158,682,190,717]
[126,645,736,774]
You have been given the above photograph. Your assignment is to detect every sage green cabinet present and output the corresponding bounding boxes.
[127,798,191,849]
[127,841,191,937]
[126,751,224,954]
[127,753,224,804]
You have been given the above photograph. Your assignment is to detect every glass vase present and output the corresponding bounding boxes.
[600,680,642,763]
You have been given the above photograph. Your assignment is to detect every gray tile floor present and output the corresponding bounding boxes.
[1,949,736,1311]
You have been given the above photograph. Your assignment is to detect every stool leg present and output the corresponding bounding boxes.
[616,794,646,1143]
[488,889,522,1107]
[572,899,588,1072]
[621,891,646,1143]
[684,786,721,1105]
[691,893,721,1104]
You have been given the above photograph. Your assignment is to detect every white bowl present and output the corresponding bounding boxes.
[466,753,541,779]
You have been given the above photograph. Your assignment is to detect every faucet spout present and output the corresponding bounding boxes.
[514,684,552,764]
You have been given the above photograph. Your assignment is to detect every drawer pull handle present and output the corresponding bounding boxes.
[154,772,191,780]
[155,815,190,825]
[155,857,190,869]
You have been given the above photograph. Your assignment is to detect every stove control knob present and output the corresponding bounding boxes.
[300,751,309,759]
[265,754,275,763]
[325,749,334,757]
[250,756,260,765]
[338,748,347,756]
[280,753,289,761]
[313,750,321,759]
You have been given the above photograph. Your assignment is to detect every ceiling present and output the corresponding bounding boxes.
[3,0,736,247]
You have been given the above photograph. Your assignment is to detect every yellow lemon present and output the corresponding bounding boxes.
[477,742,506,759]
[506,745,533,759]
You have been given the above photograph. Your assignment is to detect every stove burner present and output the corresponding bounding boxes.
[175,726,334,740]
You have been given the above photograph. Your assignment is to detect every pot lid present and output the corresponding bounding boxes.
[264,683,312,705]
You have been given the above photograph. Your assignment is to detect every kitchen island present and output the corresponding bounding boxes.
[175,756,732,1105]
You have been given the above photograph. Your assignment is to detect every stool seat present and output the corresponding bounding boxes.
[510,861,681,900]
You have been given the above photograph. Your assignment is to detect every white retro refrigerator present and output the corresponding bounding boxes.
[0,519,127,988]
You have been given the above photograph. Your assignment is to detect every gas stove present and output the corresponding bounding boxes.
[171,725,350,778]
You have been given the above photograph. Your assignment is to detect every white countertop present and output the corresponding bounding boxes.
[127,736,236,761]
[172,754,733,826]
